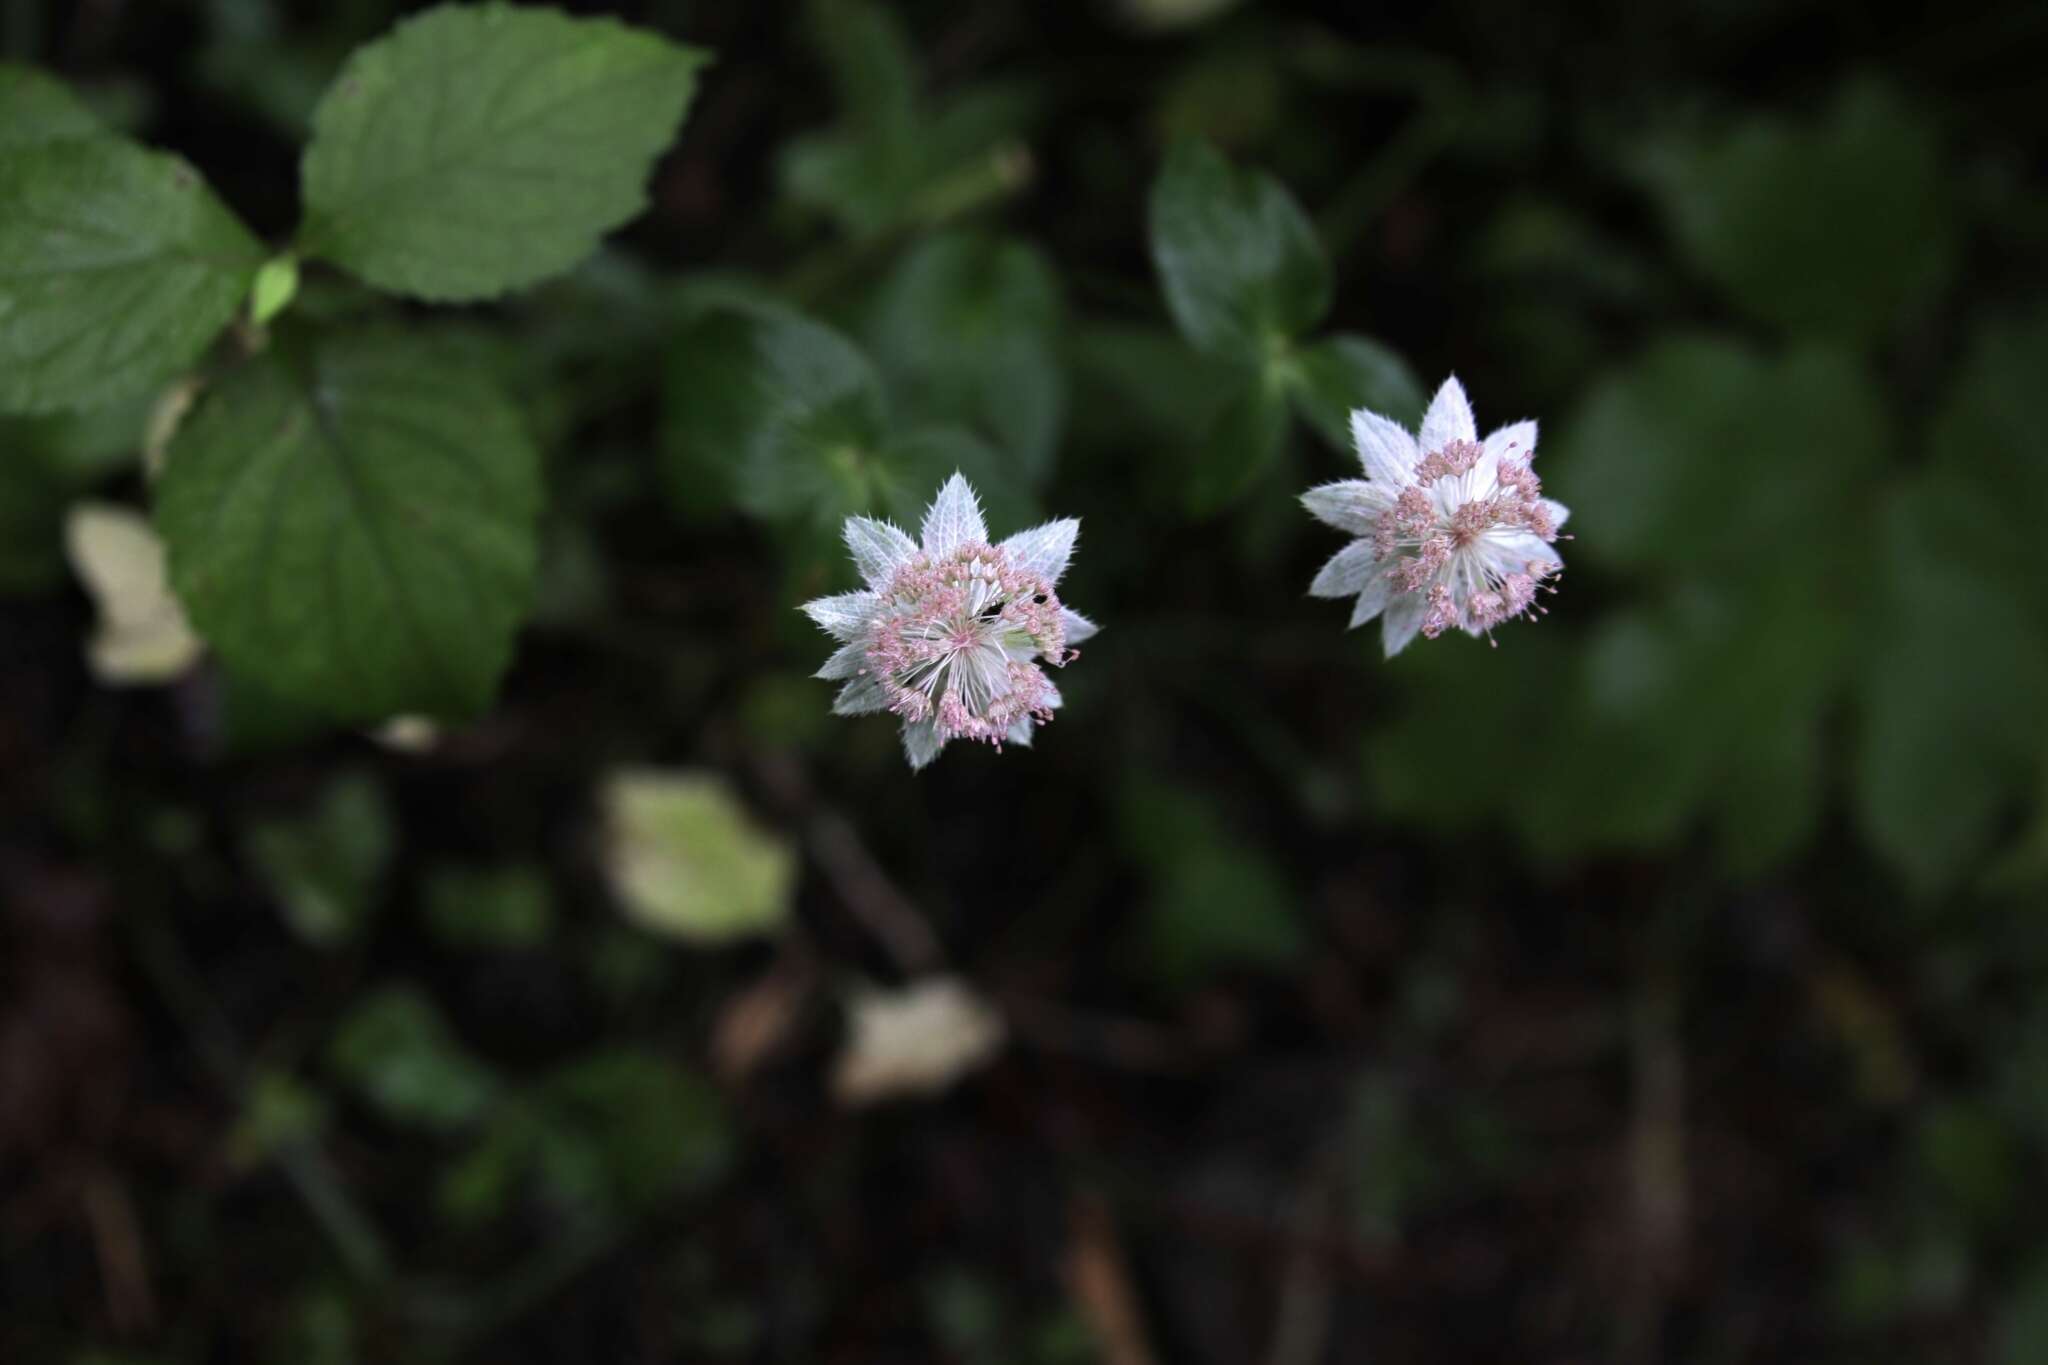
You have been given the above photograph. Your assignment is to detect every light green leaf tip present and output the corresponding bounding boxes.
[249,254,301,326]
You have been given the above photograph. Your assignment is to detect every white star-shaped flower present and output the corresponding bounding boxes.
[1302,376,1569,656]
[801,474,1098,770]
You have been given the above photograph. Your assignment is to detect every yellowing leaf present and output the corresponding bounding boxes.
[600,769,796,944]
[832,976,1006,1106]
[63,502,202,684]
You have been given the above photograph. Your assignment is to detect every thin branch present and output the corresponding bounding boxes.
[751,753,944,974]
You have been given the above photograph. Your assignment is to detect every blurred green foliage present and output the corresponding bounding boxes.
[3,0,2046,1361]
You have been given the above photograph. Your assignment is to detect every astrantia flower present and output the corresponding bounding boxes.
[1301,376,1569,657]
[801,474,1097,770]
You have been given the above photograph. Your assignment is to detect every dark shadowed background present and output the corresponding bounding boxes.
[3,0,2047,1361]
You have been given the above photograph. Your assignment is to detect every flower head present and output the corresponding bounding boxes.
[1301,376,1569,656]
[801,474,1098,770]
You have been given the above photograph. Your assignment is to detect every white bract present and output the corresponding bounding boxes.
[802,474,1097,771]
[1301,376,1569,657]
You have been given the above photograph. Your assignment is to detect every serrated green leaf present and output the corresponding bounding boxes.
[662,305,889,528]
[157,331,541,721]
[0,139,262,413]
[1285,332,1425,450]
[866,231,1066,481]
[329,986,498,1132]
[1148,139,1330,361]
[0,64,103,146]
[1642,80,1954,347]
[298,3,706,301]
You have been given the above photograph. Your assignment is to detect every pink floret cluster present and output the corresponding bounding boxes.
[861,541,1072,748]
[1371,436,1562,640]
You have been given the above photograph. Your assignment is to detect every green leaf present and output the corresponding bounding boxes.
[245,771,394,947]
[0,139,262,413]
[1927,313,2048,605]
[423,864,555,951]
[531,1051,732,1208]
[1372,576,1850,875]
[1854,479,2048,897]
[298,3,707,301]
[662,305,888,529]
[1120,779,1302,990]
[1551,337,1890,578]
[157,331,542,721]
[806,0,917,141]
[1997,1261,2048,1365]
[329,986,498,1132]
[778,1,1035,240]
[0,63,104,146]
[1549,579,1850,872]
[1185,368,1290,515]
[1642,80,1954,347]
[443,1050,730,1225]
[1845,316,2048,895]
[865,231,1066,481]
[1148,139,1330,361]
[1285,332,1425,451]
